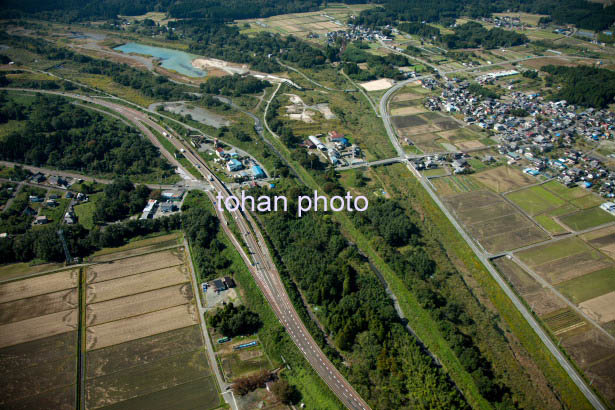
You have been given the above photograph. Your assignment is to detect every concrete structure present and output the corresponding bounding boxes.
[140,199,157,220]
[308,135,326,151]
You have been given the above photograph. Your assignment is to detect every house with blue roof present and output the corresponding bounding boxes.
[227,158,243,172]
[251,165,266,179]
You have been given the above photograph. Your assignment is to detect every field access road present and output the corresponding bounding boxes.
[6,88,370,410]
[379,75,606,410]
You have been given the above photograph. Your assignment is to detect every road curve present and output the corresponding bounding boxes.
[23,88,370,410]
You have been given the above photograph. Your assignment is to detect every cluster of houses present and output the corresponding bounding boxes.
[479,16,524,29]
[300,131,361,166]
[30,172,72,188]
[413,152,471,174]
[326,24,393,45]
[418,78,439,90]
[28,190,89,226]
[424,77,615,196]
[140,191,183,220]
[214,147,266,180]
[476,70,519,85]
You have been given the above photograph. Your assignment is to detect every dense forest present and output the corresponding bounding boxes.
[177,20,327,72]
[355,0,615,31]
[397,21,528,50]
[3,0,615,32]
[0,93,175,179]
[209,303,263,337]
[248,183,468,409]
[398,22,442,40]
[0,0,324,22]
[181,192,233,281]
[94,178,152,223]
[199,74,270,97]
[443,22,528,49]
[341,43,410,81]
[542,64,615,108]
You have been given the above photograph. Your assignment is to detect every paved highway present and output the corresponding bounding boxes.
[15,88,368,410]
[157,115,371,410]
[4,87,369,409]
[378,73,607,410]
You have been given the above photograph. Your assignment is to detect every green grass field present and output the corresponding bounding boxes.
[422,168,448,177]
[74,193,102,229]
[0,120,26,140]
[40,197,71,224]
[534,214,568,235]
[560,207,615,231]
[570,194,605,210]
[556,266,615,304]
[516,237,590,266]
[543,180,590,200]
[506,185,566,216]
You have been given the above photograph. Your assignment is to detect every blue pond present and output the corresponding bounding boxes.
[113,43,206,78]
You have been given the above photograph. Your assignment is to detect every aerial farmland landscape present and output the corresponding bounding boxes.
[4,0,615,409]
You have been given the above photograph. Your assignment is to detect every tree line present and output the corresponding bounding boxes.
[341,43,410,81]
[443,22,528,49]
[209,302,262,337]
[352,198,516,405]
[0,212,181,264]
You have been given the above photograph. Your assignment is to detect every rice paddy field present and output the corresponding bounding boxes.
[237,3,376,42]
[471,165,536,193]
[506,180,615,234]
[494,256,615,404]
[0,268,79,410]
[443,190,549,254]
[514,227,615,338]
[0,234,220,410]
[83,242,220,410]
[389,86,489,153]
